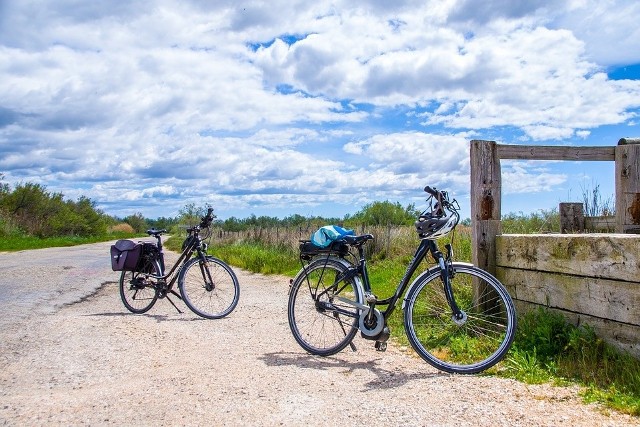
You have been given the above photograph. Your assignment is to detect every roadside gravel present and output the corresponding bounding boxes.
[0,243,637,426]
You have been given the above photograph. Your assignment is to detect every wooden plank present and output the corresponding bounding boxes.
[497,145,615,161]
[496,234,640,283]
[496,267,639,325]
[584,216,615,232]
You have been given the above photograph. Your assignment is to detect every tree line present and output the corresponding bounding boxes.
[219,201,419,232]
[0,175,424,239]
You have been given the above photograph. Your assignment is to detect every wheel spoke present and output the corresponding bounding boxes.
[288,259,361,356]
[179,256,239,319]
[404,264,516,374]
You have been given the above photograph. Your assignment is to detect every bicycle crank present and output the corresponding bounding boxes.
[333,296,386,338]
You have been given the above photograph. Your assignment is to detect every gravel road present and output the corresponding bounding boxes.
[0,241,637,426]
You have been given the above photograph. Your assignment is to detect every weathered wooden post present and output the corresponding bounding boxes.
[470,140,502,276]
[559,202,584,233]
[616,138,640,234]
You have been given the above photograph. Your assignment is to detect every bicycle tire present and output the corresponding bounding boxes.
[288,257,363,356]
[178,255,240,319]
[119,258,160,314]
[404,263,516,374]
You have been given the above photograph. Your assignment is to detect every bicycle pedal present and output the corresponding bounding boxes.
[375,341,387,352]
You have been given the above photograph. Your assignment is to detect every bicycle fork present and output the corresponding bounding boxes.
[438,244,466,324]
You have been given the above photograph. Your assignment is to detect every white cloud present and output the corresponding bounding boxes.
[0,0,638,219]
[501,161,568,193]
[551,0,640,65]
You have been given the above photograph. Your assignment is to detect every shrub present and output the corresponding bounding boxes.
[109,223,135,234]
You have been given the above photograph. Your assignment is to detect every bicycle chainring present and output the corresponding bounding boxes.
[359,309,385,338]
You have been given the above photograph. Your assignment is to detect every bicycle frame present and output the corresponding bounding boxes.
[313,236,463,324]
[147,231,209,289]
[362,238,462,319]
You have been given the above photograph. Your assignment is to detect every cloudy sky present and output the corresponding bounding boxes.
[1,0,639,220]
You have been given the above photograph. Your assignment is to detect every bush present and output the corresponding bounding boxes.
[0,181,107,237]
[109,223,135,234]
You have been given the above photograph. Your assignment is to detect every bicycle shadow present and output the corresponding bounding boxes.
[258,351,448,391]
[85,312,216,323]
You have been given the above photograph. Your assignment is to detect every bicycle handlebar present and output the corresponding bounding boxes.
[199,207,215,228]
[423,185,459,214]
[424,185,439,197]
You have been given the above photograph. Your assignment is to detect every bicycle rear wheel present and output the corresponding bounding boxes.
[288,257,363,356]
[178,256,240,319]
[119,258,160,314]
[404,263,516,374]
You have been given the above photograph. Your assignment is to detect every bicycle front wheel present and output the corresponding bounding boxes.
[404,263,516,374]
[288,257,363,356]
[178,256,240,319]
[119,258,160,314]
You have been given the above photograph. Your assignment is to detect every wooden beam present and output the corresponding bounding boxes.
[619,138,640,145]
[497,145,615,161]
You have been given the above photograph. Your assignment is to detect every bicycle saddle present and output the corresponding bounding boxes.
[146,228,167,237]
[341,234,374,245]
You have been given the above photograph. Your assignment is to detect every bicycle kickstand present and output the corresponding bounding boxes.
[166,291,183,314]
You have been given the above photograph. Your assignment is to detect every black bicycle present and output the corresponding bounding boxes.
[118,208,240,319]
[288,186,516,374]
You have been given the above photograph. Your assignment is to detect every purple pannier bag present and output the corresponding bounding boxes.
[110,239,143,271]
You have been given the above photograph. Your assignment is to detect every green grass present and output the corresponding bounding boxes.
[0,232,140,251]
[207,241,301,276]
[501,308,640,416]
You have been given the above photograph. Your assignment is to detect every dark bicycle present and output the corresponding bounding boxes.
[288,186,516,374]
[112,208,239,319]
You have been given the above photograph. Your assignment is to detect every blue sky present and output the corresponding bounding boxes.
[1,1,639,221]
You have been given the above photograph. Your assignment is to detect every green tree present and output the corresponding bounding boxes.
[147,216,179,231]
[124,212,147,233]
[69,196,107,235]
[222,216,247,232]
[178,203,214,227]
[0,182,54,236]
[348,201,417,226]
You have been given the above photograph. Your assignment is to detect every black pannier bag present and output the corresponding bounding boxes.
[299,239,349,261]
[110,239,143,271]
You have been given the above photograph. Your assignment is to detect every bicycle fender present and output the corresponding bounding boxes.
[328,257,366,307]
[294,256,365,308]
[401,262,475,310]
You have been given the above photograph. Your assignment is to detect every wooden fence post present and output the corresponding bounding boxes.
[559,203,584,233]
[470,140,502,275]
[615,138,640,234]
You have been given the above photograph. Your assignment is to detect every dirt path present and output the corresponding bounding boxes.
[0,245,636,426]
